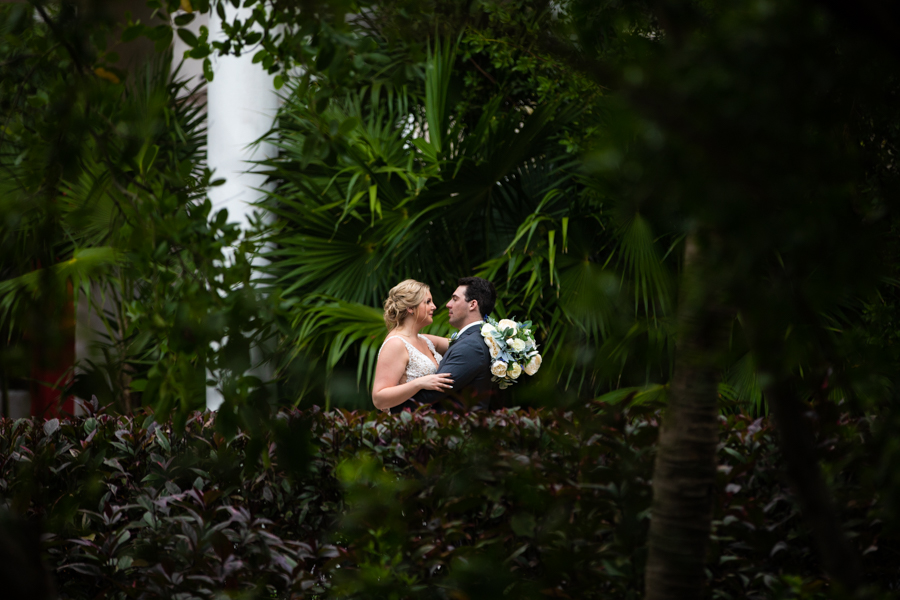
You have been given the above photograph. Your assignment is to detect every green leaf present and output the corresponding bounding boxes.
[173,13,195,26]
[723,447,748,464]
[188,46,211,59]
[43,418,60,436]
[139,144,159,175]
[316,44,335,71]
[121,24,145,43]
[339,116,359,135]
[596,384,668,406]
[510,513,536,538]
[548,229,556,285]
[155,428,171,452]
[176,28,198,48]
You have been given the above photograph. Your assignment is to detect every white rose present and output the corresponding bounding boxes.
[524,354,542,376]
[508,362,522,379]
[508,338,526,352]
[481,323,497,337]
[484,336,501,359]
[497,319,518,333]
[490,361,508,378]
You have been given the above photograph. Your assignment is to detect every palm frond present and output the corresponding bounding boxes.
[0,246,122,332]
[424,36,460,158]
[258,34,626,404]
[614,212,673,320]
[723,352,766,415]
[596,383,668,406]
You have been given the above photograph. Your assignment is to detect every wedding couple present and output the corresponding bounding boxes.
[372,276,497,413]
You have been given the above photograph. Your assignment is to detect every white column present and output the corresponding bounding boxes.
[205,6,280,410]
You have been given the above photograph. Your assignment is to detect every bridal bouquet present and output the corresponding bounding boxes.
[481,316,542,389]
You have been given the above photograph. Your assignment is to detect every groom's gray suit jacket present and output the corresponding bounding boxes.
[390,324,493,413]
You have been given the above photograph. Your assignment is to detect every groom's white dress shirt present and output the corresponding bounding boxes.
[456,321,483,337]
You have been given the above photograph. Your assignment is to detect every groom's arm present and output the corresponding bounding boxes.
[413,342,484,405]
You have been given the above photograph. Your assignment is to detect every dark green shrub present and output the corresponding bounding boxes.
[0,402,894,599]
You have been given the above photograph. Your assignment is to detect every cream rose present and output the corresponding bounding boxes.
[497,318,518,333]
[490,361,508,378]
[524,354,542,376]
[508,338,526,352]
[508,362,523,379]
[484,336,501,359]
[481,323,497,337]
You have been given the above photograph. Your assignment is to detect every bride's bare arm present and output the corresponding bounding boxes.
[372,339,453,411]
[421,334,449,355]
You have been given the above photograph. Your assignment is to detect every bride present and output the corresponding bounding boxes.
[372,279,453,412]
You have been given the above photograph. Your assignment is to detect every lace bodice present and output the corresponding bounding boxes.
[378,334,443,384]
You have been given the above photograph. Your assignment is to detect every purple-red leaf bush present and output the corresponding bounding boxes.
[0,402,894,599]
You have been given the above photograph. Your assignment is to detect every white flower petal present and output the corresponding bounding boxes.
[523,354,542,376]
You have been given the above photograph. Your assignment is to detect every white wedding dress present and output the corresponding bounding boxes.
[378,334,443,384]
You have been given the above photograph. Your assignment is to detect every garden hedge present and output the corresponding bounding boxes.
[0,400,894,599]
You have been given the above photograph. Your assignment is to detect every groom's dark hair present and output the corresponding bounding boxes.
[458,277,496,318]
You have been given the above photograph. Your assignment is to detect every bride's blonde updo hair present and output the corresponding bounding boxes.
[383,279,430,331]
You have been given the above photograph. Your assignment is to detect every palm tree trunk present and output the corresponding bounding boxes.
[644,234,730,600]
[764,378,862,591]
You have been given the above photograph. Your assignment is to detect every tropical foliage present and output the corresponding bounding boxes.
[1,404,895,599]
[259,36,612,407]
[4,1,900,598]
[254,6,686,410]
[0,3,275,433]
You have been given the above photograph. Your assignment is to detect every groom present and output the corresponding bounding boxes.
[391,276,497,413]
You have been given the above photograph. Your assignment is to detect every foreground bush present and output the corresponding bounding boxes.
[0,402,894,599]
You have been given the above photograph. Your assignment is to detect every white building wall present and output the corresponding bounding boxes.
[65,9,279,417]
[203,7,280,410]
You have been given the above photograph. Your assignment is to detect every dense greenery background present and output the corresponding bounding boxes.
[6,1,898,415]
[2,0,900,598]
